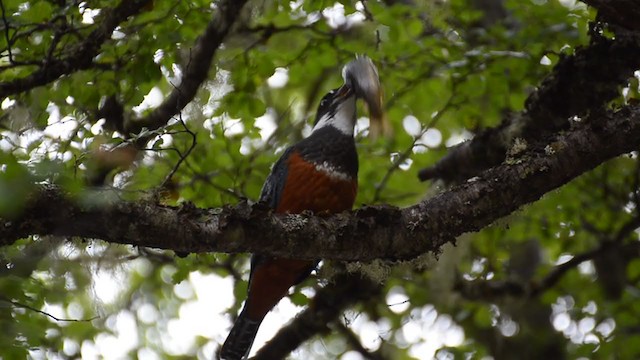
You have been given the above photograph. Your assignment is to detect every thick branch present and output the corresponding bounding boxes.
[582,0,640,31]
[124,0,248,135]
[85,0,247,186]
[0,0,152,98]
[2,105,640,260]
[252,273,381,360]
[418,32,640,182]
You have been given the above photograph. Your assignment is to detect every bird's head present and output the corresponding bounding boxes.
[312,56,383,136]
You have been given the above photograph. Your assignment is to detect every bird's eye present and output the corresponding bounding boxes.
[320,93,333,106]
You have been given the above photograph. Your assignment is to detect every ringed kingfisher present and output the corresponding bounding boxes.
[219,56,383,360]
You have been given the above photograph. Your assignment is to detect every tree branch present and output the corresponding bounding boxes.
[336,322,388,360]
[124,0,248,135]
[418,31,640,182]
[0,295,99,323]
[581,0,640,31]
[455,216,640,301]
[251,273,381,360]
[2,105,640,260]
[0,0,152,98]
[84,0,248,186]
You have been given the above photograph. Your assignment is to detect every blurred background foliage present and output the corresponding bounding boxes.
[2,0,640,359]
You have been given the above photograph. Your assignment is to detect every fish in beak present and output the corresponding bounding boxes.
[342,56,387,137]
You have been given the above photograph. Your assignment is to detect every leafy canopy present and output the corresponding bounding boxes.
[2,0,640,359]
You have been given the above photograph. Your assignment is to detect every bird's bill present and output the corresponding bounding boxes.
[336,83,354,99]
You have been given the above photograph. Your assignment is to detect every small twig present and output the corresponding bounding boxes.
[161,117,197,187]
[360,1,375,21]
[178,167,245,200]
[43,30,64,70]
[632,159,640,218]
[336,322,387,360]
[385,63,438,109]
[530,245,608,297]
[457,215,640,300]
[0,0,13,62]
[1,0,154,98]
[372,90,457,202]
[613,216,640,243]
[0,295,99,323]
[243,23,331,37]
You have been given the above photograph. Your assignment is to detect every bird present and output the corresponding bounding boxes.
[219,56,383,360]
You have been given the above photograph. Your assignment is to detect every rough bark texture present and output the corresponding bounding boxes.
[0,1,639,359]
[2,105,640,260]
[255,2,640,352]
[582,0,640,31]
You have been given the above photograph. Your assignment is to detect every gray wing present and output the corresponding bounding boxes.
[259,146,295,209]
[251,147,296,274]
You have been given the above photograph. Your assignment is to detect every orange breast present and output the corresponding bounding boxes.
[276,152,357,214]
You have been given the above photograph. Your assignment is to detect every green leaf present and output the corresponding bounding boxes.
[473,306,493,328]
[0,154,33,217]
[22,1,54,23]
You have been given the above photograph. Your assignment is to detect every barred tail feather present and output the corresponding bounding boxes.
[219,311,262,360]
